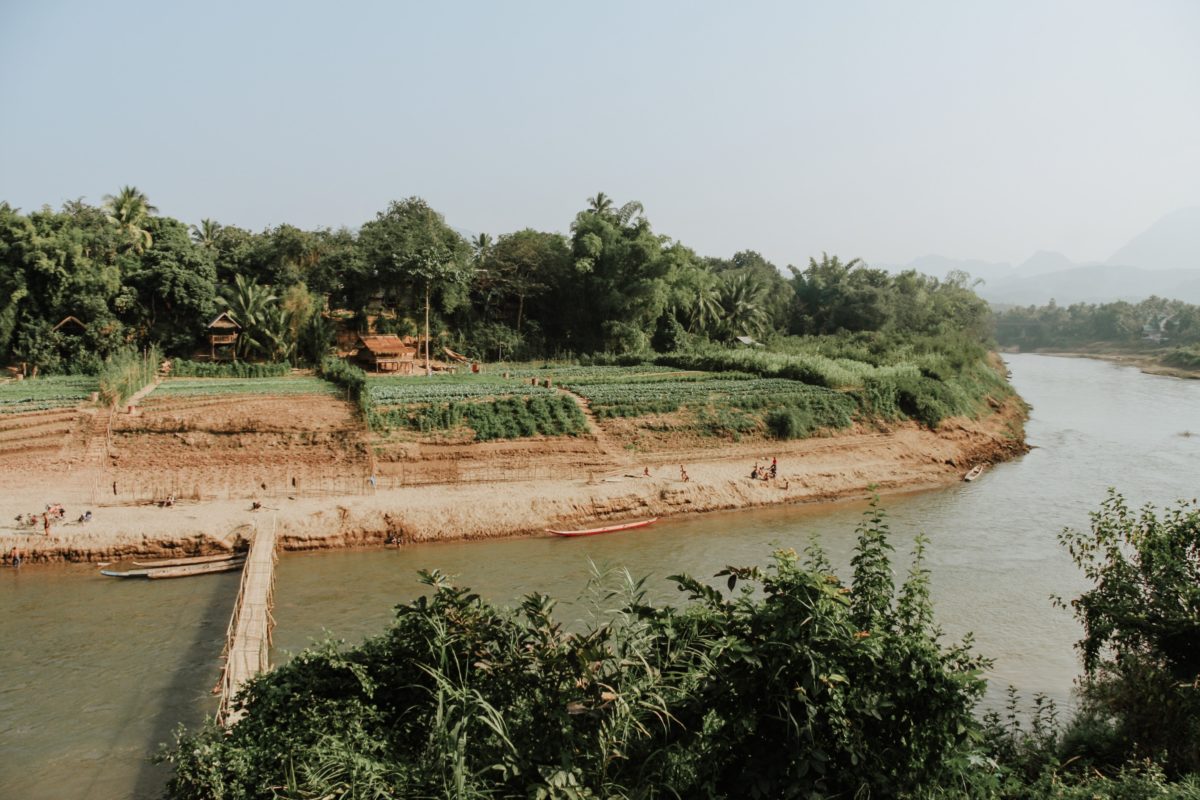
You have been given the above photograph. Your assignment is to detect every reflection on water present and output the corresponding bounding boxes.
[2,354,1199,798]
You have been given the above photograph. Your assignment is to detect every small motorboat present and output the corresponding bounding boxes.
[546,518,658,537]
[963,465,985,482]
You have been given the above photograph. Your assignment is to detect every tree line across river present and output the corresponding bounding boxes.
[0,188,992,373]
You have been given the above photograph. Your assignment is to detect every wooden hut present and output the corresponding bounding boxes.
[354,334,416,374]
[52,316,87,336]
[207,312,241,360]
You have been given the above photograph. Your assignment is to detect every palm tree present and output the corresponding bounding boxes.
[472,232,493,262]
[221,274,278,360]
[103,186,157,253]
[587,192,614,216]
[718,272,770,340]
[687,279,724,335]
[191,218,222,249]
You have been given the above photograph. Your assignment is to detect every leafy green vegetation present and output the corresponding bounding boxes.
[2,190,998,377]
[163,503,990,799]
[366,374,583,441]
[378,395,588,441]
[152,376,336,399]
[994,297,1200,356]
[161,494,1200,799]
[0,374,96,414]
[368,375,556,405]
[167,359,291,378]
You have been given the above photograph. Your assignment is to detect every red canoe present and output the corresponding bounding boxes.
[546,517,659,537]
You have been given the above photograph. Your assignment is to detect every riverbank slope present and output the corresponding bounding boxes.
[1,396,1027,563]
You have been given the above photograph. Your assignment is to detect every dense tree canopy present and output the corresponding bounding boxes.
[0,189,999,372]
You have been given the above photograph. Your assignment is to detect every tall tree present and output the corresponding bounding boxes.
[103,186,158,253]
[190,218,222,250]
[357,198,471,372]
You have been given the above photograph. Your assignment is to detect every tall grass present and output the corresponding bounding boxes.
[98,345,161,406]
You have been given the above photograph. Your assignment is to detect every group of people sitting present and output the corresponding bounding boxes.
[13,505,92,528]
[751,458,778,481]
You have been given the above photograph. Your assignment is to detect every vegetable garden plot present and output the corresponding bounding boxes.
[152,377,339,399]
[564,376,856,421]
[368,376,556,406]
[0,376,97,414]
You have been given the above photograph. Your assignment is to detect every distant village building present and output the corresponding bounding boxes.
[353,334,417,374]
[207,312,241,361]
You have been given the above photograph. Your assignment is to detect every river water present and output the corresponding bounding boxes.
[2,354,1198,799]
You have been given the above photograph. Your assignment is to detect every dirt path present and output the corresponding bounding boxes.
[556,387,617,456]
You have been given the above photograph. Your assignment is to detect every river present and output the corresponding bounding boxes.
[2,354,1198,798]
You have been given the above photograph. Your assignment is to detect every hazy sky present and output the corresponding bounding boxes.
[2,1,1198,268]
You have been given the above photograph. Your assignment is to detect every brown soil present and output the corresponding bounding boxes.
[0,382,1029,563]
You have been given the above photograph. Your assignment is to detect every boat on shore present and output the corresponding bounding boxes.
[132,552,243,568]
[546,518,658,537]
[101,557,246,579]
[963,464,985,482]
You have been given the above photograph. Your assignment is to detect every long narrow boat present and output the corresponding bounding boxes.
[101,557,246,579]
[132,552,243,568]
[963,464,985,482]
[146,559,246,579]
[546,517,658,538]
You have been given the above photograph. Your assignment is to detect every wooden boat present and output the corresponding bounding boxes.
[147,559,246,579]
[546,518,658,538]
[132,552,242,568]
[102,557,245,579]
[963,464,985,482]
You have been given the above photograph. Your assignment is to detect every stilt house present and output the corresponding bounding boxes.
[207,312,241,360]
[354,335,416,374]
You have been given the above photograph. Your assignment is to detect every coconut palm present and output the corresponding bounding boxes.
[103,186,157,253]
[587,192,614,216]
[191,218,222,249]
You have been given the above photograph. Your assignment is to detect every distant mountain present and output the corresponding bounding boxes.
[887,207,1200,305]
[1107,207,1200,271]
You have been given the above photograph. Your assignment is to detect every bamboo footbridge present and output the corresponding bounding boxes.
[216,521,278,727]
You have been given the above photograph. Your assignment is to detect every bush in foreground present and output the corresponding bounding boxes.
[163,504,990,799]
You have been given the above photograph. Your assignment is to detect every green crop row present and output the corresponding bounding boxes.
[153,376,337,398]
[369,375,555,406]
[168,360,292,378]
[0,375,98,413]
[375,394,587,441]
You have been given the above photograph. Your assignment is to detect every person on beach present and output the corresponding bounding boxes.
[42,513,51,536]
[770,457,777,479]
[643,466,650,478]
[680,465,689,482]
[9,547,20,567]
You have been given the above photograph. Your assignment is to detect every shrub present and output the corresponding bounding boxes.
[766,407,813,439]
[169,359,291,378]
[162,503,990,799]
